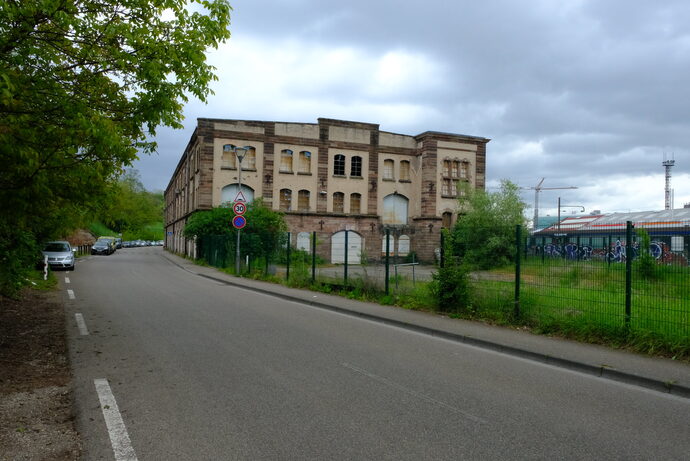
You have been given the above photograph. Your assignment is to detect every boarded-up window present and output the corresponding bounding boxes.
[400,160,410,180]
[280,149,293,172]
[222,144,237,168]
[398,235,410,256]
[383,159,394,180]
[333,192,344,213]
[381,236,395,256]
[350,193,361,214]
[297,232,311,252]
[298,190,310,211]
[280,189,292,211]
[451,161,459,178]
[442,212,452,228]
[351,156,362,177]
[242,147,256,170]
[382,193,408,225]
[442,179,457,197]
[299,151,311,173]
[331,231,362,264]
[334,154,345,175]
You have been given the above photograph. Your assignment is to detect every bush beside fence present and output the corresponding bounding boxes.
[193,221,690,357]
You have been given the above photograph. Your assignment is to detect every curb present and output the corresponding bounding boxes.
[163,253,690,399]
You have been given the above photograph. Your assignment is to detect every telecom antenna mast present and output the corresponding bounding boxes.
[524,178,577,230]
[663,155,675,210]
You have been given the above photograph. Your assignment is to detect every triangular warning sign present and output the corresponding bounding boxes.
[234,190,247,202]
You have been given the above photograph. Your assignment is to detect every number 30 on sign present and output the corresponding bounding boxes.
[233,202,246,215]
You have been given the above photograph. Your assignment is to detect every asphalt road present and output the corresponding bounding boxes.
[64,247,690,460]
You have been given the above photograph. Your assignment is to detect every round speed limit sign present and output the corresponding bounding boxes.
[233,202,247,215]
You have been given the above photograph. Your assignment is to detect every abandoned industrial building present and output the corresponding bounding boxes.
[164,117,489,263]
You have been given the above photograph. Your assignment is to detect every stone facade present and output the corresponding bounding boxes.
[164,117,489,263]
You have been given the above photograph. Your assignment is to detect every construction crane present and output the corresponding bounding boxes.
[523,178,578,230]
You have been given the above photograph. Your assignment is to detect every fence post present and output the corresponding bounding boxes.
[311,231,316,284]
[541,236,545,263]
[286,232,291,281]
[514,225,521,319]
[608,234,612,267]
[385,228,391,295]
[344,230,348,285]
[625,221,633,328]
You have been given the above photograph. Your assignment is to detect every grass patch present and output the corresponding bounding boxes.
[184,252,690,361]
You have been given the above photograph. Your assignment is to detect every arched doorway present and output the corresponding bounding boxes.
[331,231,362,264]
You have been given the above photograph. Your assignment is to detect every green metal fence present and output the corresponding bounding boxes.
[195,221,690,344]
[517,221,690,342]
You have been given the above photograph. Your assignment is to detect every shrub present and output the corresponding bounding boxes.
[429,230,472,313]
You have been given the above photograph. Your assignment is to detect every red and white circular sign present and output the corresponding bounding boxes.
[233,202,247,215]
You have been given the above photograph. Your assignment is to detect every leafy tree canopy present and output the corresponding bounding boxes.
[100,169,163,233]
[452,180,528,269]
[0,0,231,296]
[184,199,288,260]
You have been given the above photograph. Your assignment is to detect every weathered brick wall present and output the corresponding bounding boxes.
[165,118,489,260]
[418,137,438,218]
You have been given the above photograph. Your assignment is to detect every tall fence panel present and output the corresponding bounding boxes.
[524,220,690,343]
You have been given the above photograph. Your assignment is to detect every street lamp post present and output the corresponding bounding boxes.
[233,146,248,275]
[557,196,585,233]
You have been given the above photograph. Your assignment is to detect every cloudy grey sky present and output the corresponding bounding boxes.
[134,0,690,218]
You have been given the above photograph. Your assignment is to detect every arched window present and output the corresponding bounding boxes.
[382,235,395,256]
[460,161,469,179]
[298,190,310,211]
[280,149,293,173]
[221,184,254,204]
[382,193,408,224]
[299,151,311,174]
[296,232,311,252]
[398,235,410,256]
[399,160,410,181]
[334,154,345,176]
[383,159,394,180]
[222,144,237,169]
[451,160,459,178]
[351,156,362,177]
[442,212,452,228]
[279,189,292,211]
[333,192,344,213]
[350,193,361,214]
[442,160,451,177]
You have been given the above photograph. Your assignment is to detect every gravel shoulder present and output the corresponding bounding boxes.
[0,287,81,460]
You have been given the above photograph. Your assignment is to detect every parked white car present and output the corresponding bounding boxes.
[42,241,75,271]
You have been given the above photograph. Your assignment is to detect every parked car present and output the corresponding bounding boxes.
[41,241,75,271]
[92,237,116,255]
[115,238,122,249]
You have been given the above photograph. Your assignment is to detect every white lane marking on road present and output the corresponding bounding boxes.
[65,277,70,284]
[67,289,75,299]
[75,313,89,335]
[94,378,138,461]
[342,362,487,424]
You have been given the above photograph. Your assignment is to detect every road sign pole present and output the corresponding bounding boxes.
[235,152,243,275]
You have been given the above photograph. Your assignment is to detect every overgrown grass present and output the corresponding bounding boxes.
[186,252,690,361]
[24,269,58,291]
